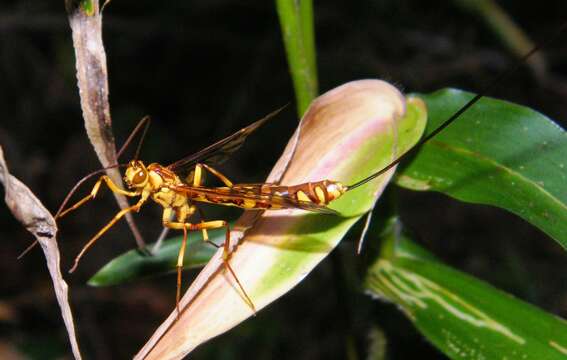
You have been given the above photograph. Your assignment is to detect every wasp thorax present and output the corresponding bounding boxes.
[124,160,148,188]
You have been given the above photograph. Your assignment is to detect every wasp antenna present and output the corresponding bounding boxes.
[133,116,151,161]
[348,21,567,192]
[17,240,39,260]
[116,115,152,160]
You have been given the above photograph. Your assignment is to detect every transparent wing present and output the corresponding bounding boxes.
[167,106,286,177]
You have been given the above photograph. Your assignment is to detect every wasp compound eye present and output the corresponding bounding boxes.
[132,169,146,185]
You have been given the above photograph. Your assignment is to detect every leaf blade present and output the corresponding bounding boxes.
[365,217,567,359]
[88,233,218,287]
[396,89,567,247]
[0,146,82,360]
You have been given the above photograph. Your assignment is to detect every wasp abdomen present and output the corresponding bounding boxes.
[286,180,347,205]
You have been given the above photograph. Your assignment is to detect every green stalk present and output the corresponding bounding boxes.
[276,0,318,117]
[452,0,546,78]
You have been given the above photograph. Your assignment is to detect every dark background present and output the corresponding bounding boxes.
[1,1,566,359]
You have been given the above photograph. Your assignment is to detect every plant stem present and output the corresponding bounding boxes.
[276,0,318,117]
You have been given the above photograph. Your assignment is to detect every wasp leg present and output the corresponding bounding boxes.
[68,193,148,273]
[57,175,139,219]
[191,163,237,245]
[194,163,234,188]
[191,166,210,241]
[163,215,256,313]
[175,225,188,315]
[196,207,209,242]
[160,206,192,315]
[198,220,255,312]
[19,176,140,260]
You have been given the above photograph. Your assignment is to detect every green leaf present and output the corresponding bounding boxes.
[276,0,318,116]
[365,217,567,359]
[88,231,218,287]
[395,89,567,248]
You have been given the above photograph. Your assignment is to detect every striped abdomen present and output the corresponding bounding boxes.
[180,180,348,212]
[236,180,348,210]
[277,180,348,205]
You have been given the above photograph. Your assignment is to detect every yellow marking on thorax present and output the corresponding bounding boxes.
[146,167,188,209]
[148,171,165,190]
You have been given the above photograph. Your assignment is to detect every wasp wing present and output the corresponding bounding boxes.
[169,183,339,215]
[167,106,286,177]
[231,183,340,215]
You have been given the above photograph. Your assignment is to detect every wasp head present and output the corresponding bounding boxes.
[124,160,149,188]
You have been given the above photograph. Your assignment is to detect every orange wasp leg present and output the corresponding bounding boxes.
[196,163,234,187]
[192,164,210,241]
[19,175,142,260]
[177,225,189,315]
[161,206,194,314]
[192,163,236,238]
[57,175,139,219]
[163,211,256,314]
[68,192,149,273]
